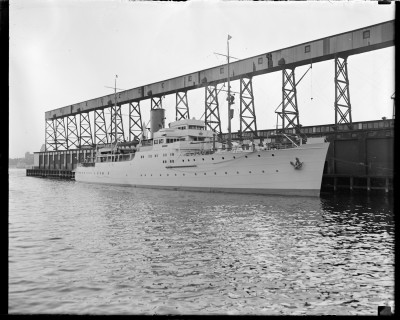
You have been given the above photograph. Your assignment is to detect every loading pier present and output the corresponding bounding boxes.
[27,20,394,194]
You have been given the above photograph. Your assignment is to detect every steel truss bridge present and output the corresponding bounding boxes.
[44,20,394,151]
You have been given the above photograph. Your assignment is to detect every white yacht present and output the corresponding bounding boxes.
[75,115,329,197]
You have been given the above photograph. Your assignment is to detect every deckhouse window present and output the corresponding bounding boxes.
[154,140,158,145]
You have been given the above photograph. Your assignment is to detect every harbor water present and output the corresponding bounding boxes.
[9,168,394,315]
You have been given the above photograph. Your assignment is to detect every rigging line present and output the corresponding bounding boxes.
[274,65,313,112]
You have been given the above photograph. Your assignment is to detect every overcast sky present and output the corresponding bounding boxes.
[9,0,395,158]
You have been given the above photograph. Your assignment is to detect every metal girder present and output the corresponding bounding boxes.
[45,120,56,151]
[151,97,162,109]
[79,112,93,147]
[334,56,352,129]
[109,105,125,143]
[53,118,68,150]
[94,109,108,146]
[66,115,80,149]
[205,85,222,138]
[276,68,300,132]
[129,102,143,141]
[239,77,257,138]
[176,91,190,120]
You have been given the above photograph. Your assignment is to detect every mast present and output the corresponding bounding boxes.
[114,75,117,145]
[227,35,232,150]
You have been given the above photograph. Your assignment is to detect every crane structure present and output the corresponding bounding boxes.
[44,20,394,151]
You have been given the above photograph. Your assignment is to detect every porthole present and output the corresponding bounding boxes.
[262,170,265,173]
[182,160,185,162]
[225,172,227,174]
[160,174,162,176]
[167,174,169,176]
[202,158,205,161]
[245,156,248,158]
[195,173,197,175]
[272,154,275,157]
[222,157,224,160]
[175,174,177,176]
[276,170,279,172]
[214,172,216,175]
[237,171,239,174]
[249,171,251,174]
[212,158,214,160]
[183,174,185,176]
[233,156,236,159]
[258,155,260,157]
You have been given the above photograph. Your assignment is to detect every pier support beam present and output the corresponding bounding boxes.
[276,68,300,133]
[45,120,56,151]
[176,91,190,121]
[94,109,108,146]
[334,56,352,129]
[110,105,125,143]
[129,102,143,141]
[239,77,257,139]
[53,118,68,150]
[151,97,163,110]
[79,112,93,147]
[67,115,80,149]
[205,84,222,138]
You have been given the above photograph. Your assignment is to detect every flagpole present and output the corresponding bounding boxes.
[114,75,117,144]
[227,35,232,150]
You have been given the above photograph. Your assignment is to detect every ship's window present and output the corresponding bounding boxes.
[237,171,239,174]
[212,158,214,160]
[220,67,224,74]
[258,57,263,64]
[258,155,260,157]
[305,45,310,53]
[195,173,197,175]
[154,140,158,145]
[249,171,252,173]
[167,174,169,176]
[245,156,248,158]
[276,170,279,172]
[233,156,235,159]
[175,174,177,176]
[160,174,162,176]
[204,173,206,175]
[272,154,275,156]
[183,174,185,176]
[363,30,370,39]
[262,170,265,173]
[202,158,204,161]
[214,172,216,175]
[188,75,192,81]
[193,159,195,162]
[225,172,227,174]
[188,159,190,162]
[222,157,224,160]
[182,160,184,162]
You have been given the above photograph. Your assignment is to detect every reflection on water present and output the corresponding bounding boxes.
[9,169,394,315]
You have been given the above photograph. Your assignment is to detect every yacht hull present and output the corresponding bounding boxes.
[75,142,329,197]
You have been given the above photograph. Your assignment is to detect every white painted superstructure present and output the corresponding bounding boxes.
[75,119,329,197]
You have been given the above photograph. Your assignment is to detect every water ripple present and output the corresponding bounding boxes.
[8,168,394,315]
